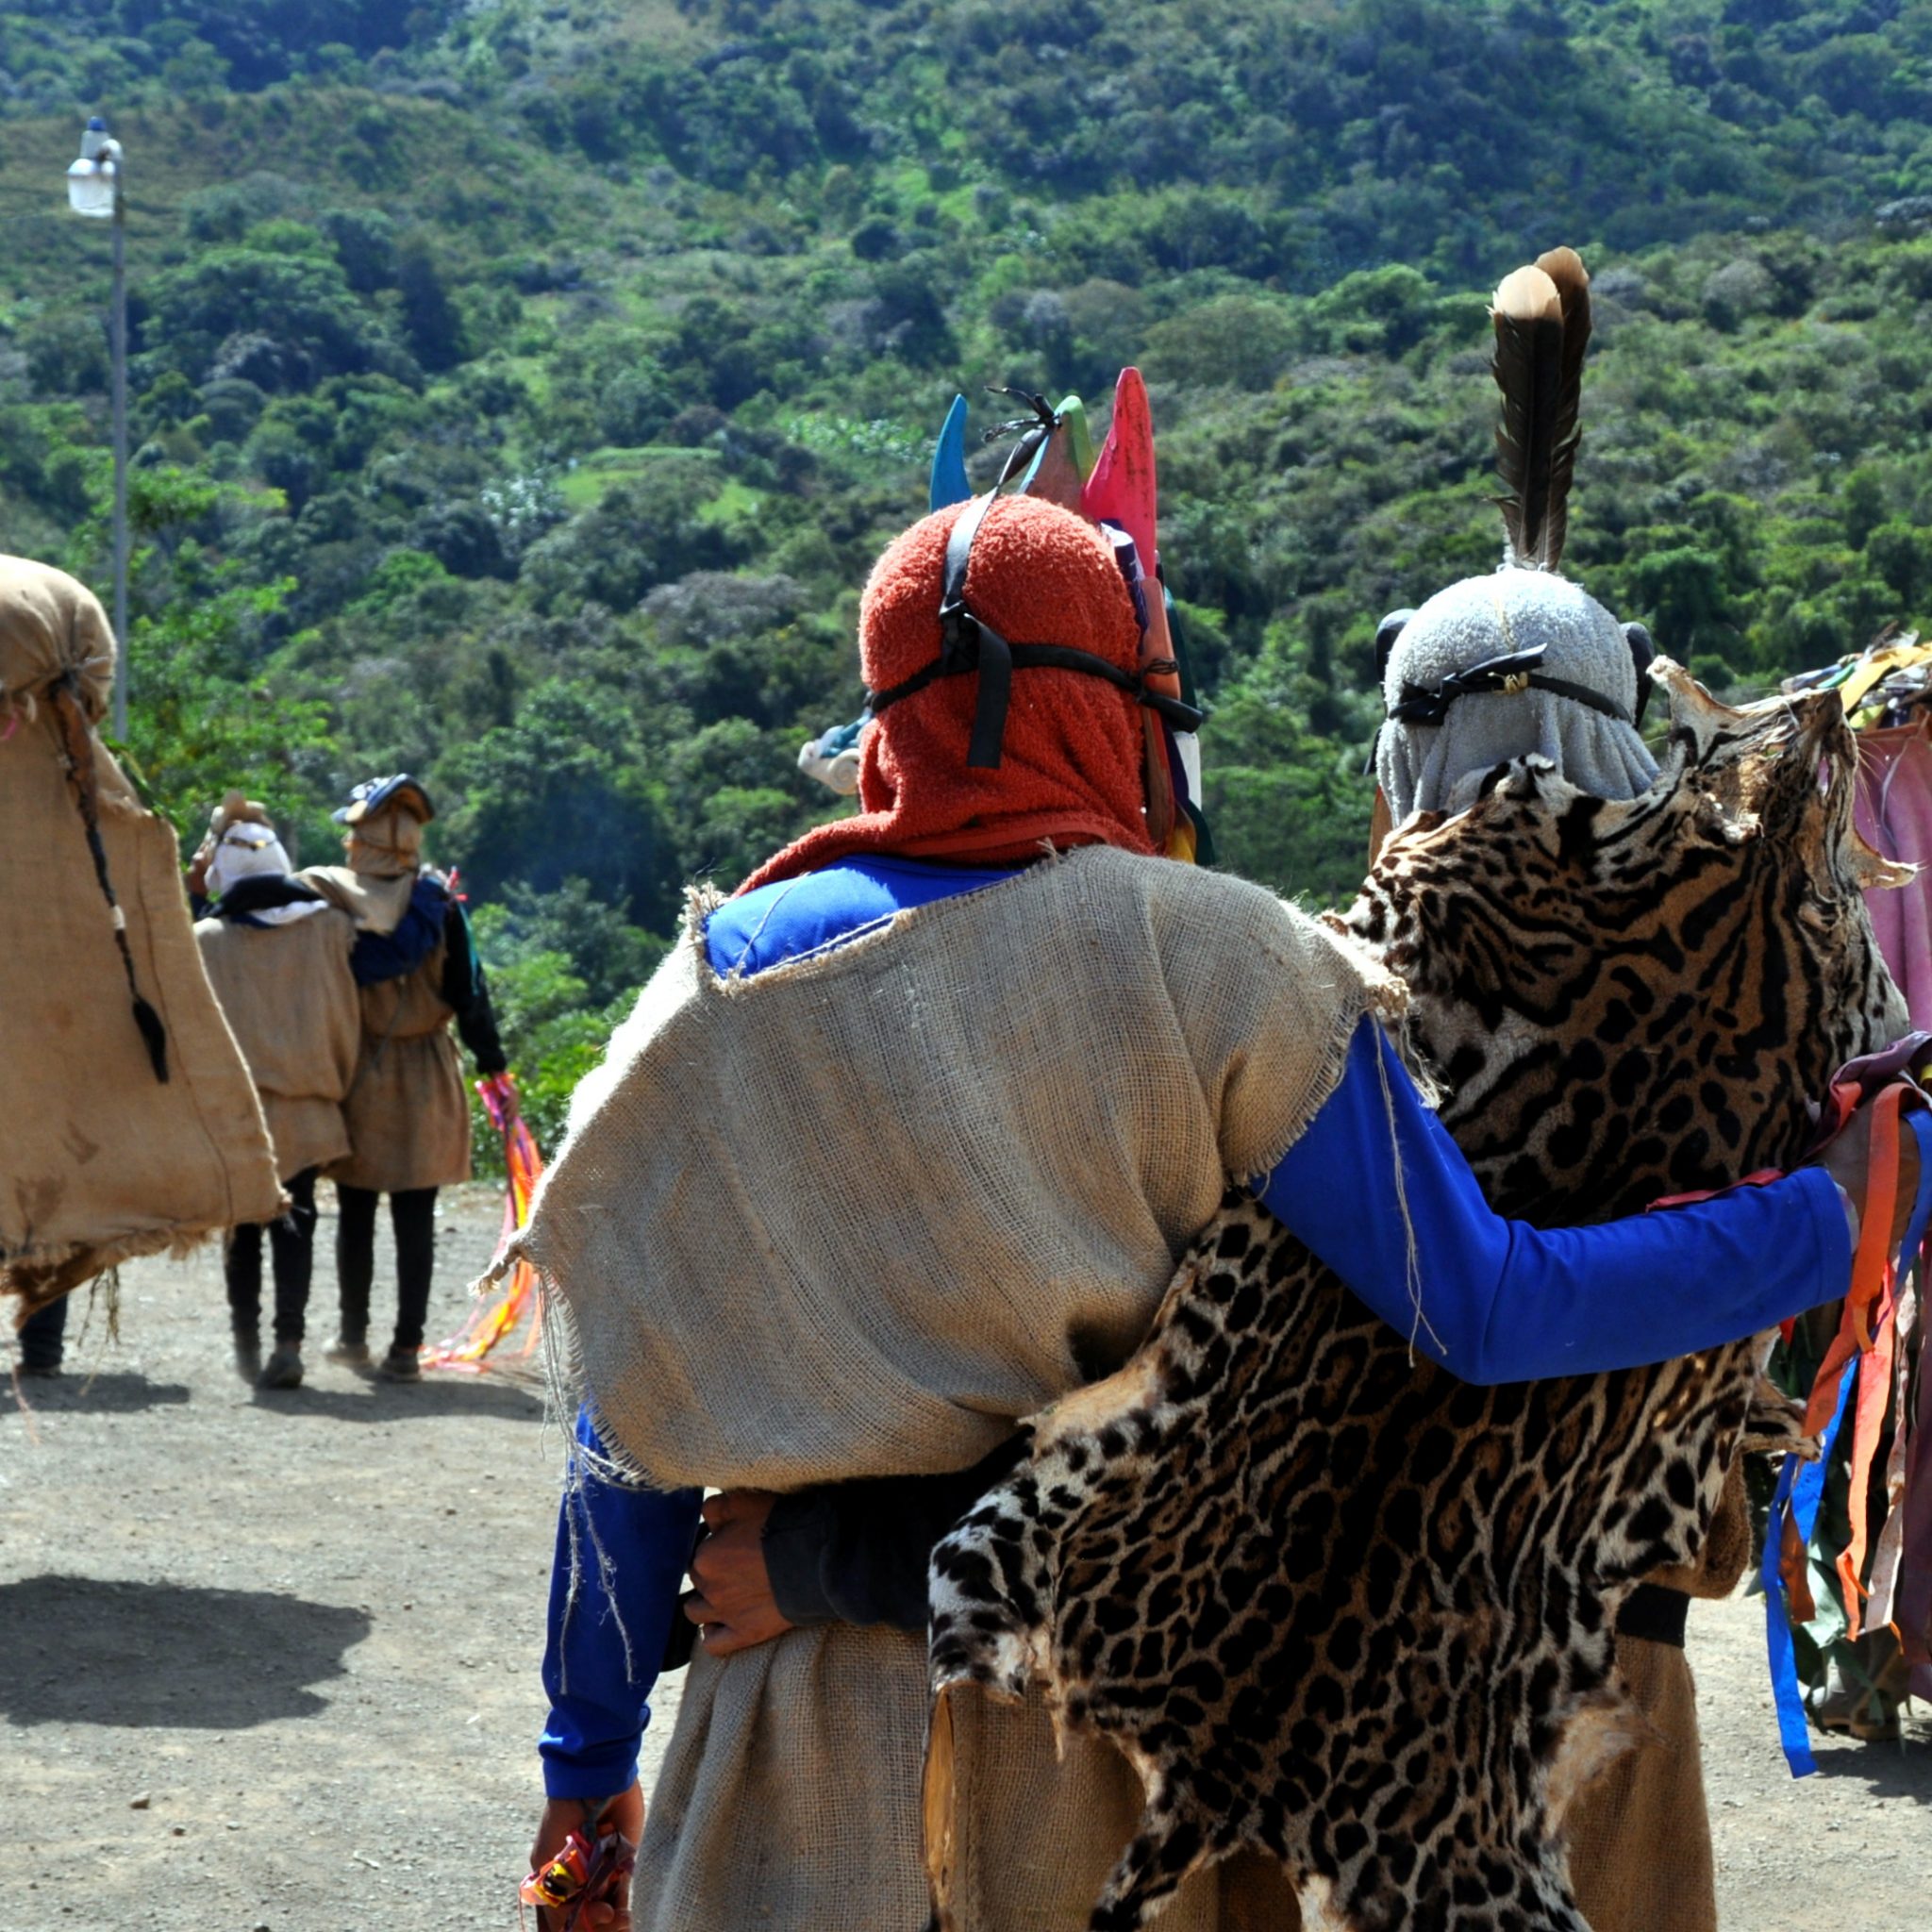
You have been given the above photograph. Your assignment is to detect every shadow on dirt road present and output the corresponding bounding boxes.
[12,1370,191,1413]
[1807,1732,1932,1806]
[0,1574,372,1728]
[245,1374,546,1424]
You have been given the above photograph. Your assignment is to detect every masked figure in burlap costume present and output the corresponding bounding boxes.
[510,484,1874,1932]
[189,793,360,1391]
[299,775,506,1382]
[1367,250,1736,1932]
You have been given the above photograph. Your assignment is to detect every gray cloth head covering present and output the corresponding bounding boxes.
[1376,569,1656,823]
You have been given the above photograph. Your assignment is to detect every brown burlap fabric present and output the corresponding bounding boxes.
[328,933,471,1193]
[642,1627,1302,1932]
[195,908,360,1183]
[0,552,113,723]
[300,859,416,935]
[0,555,281,1312]
[299,859,471,1192]
[1562,1626,1718,1932]
[511,846,1397,1928]
[1563,1457,1747,1932]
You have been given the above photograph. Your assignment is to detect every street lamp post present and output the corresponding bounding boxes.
[67,115,128,741]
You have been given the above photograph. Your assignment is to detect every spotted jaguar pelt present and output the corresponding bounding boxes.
[927,665,1909,1932]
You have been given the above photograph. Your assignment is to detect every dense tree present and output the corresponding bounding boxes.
[8,0,1932,1122]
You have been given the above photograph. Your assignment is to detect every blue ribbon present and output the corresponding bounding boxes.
[1763,1363,1856,1776]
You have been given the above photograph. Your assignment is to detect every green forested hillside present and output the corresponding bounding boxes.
[8,0,1932,1138]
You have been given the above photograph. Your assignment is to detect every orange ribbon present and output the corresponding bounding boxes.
[1790,1080,1926,1632]
[1846,1084,1906,1354]
[1837,1294,1897,1640]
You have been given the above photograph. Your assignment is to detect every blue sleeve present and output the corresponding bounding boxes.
[1259,1018,1852,1385]
[540,1408,703,1801]
[348,875,447,987]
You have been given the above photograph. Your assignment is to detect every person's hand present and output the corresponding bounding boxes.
[480,1070,520,1121]
[186,829,218,897]
[685,1490,792,1658]
[528,1783,642,1932]
[1814,1100,1924,1256]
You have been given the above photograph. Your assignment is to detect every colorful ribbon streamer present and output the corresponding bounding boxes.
[1764,1105,1932,1773]
[422,1073,545,1373]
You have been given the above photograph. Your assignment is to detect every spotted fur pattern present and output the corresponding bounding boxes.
[927,669,1907,1931]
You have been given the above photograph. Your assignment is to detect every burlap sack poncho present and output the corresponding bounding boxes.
[0,556,281,1311]
[195,908,360,1184]
[302,828,473,1196]
[518,841,1399,1931]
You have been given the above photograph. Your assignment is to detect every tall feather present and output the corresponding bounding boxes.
[1533,246,1591,571]
[1491,263,1565,568]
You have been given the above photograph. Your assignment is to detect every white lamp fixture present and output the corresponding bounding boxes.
[65,113,130,736]
[67,118,122,219]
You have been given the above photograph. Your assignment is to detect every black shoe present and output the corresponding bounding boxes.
[17,1359,61,1380]
[257,1345,304,1391]
[324,1336,371,1368]
[375,1344,422,1384]
[233,1336,262,1383]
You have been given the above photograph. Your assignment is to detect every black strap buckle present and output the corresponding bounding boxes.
[1388,641,1633,730]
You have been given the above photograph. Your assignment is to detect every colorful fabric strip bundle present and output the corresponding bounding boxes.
[1766,647,1932,1728]
[1762,1079,1932,1769]
[421,1072,544,1373]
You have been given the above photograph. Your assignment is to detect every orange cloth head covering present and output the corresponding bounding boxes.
[741,495,1157,892]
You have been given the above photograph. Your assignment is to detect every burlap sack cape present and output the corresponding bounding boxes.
[0,555,281,1313]
[513,845,1399,1931]
[195,908,360,1184]
[334,935,471,1194]
[298,865,473,1194]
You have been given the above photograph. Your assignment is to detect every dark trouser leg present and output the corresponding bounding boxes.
[268,1168,321,1346]
[18,1294,68,1372]
[225,1223,265,1341]
[389,1188,438,1352]
[336,1184,378,1345]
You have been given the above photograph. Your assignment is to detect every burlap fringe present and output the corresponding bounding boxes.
[5,1222,224,1323]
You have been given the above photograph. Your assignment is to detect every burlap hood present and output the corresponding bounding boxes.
[0,554,115,723]
[299,862,418,935]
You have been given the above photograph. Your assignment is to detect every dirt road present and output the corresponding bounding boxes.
[2,1189,1924,1930]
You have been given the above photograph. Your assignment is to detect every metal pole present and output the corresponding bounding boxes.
[109,156,128,741]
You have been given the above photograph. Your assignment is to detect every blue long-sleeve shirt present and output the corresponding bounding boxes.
[539,853,1852,1795]
[540,1413,701,1800]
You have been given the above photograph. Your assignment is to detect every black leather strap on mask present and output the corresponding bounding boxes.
[866,494,1206,769]
[1387,642,1635,729]
[1624,621,1657,728]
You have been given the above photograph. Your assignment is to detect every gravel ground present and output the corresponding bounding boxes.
[2,1190,1924,1931]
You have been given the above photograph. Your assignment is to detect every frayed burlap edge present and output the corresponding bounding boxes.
[5,1220,232,1322]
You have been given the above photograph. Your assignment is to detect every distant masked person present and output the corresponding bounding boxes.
[300,775,507,1382]
[191,793,360,1391]
[1372,581,1726,1932]
[1363,248,1720,1932]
